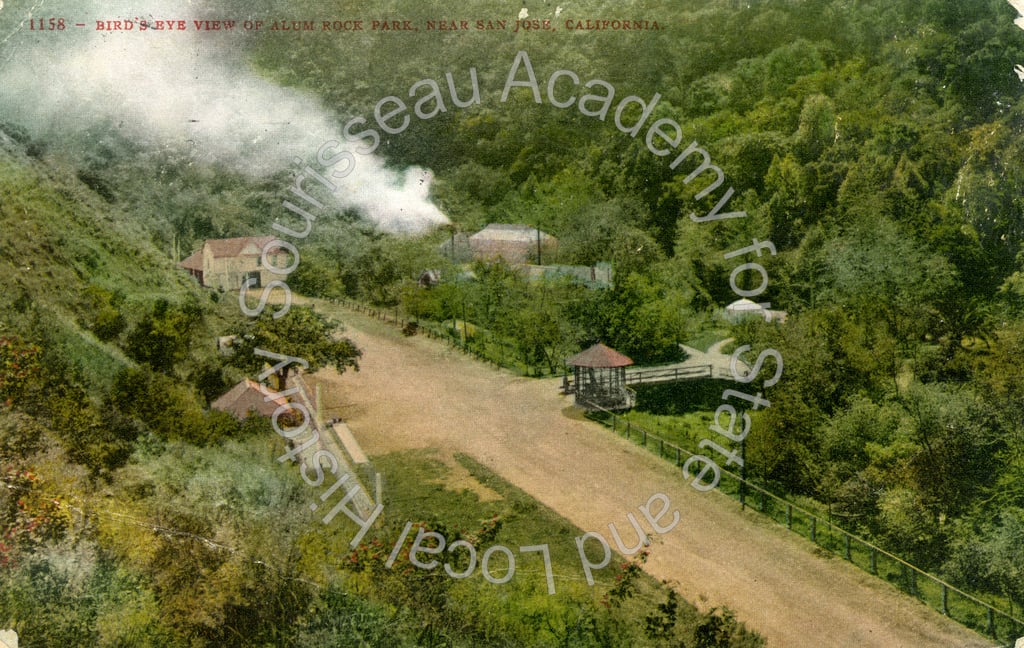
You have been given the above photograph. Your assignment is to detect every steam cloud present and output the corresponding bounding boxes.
[0,2,449,233]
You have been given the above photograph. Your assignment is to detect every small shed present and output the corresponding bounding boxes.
[566,343,635,411]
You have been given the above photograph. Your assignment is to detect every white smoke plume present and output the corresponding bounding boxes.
[0,2,449,233]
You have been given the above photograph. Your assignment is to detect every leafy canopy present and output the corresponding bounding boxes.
[231,306,361,390]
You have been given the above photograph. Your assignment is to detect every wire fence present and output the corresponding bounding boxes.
[583,401,1024,646]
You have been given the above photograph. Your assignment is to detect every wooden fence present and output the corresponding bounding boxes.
[583,400,1024,646]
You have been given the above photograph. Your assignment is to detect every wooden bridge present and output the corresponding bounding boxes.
[561,363,731,395]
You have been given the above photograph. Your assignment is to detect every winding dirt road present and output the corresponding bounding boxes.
[312,304,993,648]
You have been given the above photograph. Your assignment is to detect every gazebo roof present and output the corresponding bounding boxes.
[566,343,633,368]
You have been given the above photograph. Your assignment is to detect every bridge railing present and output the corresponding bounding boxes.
[562,363,728,394]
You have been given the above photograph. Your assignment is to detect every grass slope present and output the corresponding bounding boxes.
[0,127,232,388]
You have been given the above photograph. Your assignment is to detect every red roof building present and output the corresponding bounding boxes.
[211,379,289,420]
[178,236,283,291]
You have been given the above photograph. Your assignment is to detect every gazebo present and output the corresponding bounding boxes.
[565,343,635,411]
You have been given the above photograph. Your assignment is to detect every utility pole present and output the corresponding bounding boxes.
[740,438,747,510]
[461,297,468,349]
[536,225,542,265]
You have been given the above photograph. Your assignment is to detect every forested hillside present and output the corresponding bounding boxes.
[2,0,1024,644]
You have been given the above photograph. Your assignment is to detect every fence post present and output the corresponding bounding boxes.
[987,607,995,637]
[870,549,877,575]
[660,439,664,457]
[759,490,766,512]
[786,505,792,529]
[942,584,948,616]
[844,534,851,561]
[676,447,681,466]
[810,517,817,544]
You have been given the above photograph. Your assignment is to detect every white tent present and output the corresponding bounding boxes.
[724,299,787,323]
[726,298,765,315]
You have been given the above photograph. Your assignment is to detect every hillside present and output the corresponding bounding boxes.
[2,0,1024,644]
[0,128,218,388]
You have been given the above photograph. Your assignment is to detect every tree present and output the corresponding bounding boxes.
[124,298,202,375]
[945,508,1024,612]
[794,94,836,163]
[82,285,126,342]
[817,396,904,525]
[819,215,956,347]
[742,306,895,492]
[762,153,813,249]
[108,367,235,446]
[506,280,581,374]
[901,383,993,524]
[595,273,688,365]
[984,510,1024,612]
[47,383,140,474]
[969,321,1024,509]
[231,307,360,391]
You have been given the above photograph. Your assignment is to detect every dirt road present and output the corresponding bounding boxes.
[314,305,993,648]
